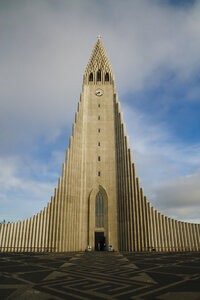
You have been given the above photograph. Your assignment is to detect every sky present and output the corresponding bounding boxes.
[0,0,200,224]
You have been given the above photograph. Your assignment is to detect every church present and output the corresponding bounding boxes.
[0,38,199,252]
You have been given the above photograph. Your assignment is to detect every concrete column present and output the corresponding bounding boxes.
[66,139,74,252]
[166,218,172,251]
[175,221,179,251]
[185,223,191,251]
[120,125,128,251]
[162,215,168,252]
[52,188,58,252]
[159,213,164,252]
[22,220,27,252]
[71,136,78,252]
[0,225,4,250]
[186,222,192,251]
[196,224,200,250]
[129,150,137,252]
[178,221,183,252]
[145,199,151,251]
[135,177,142,251]
[189,224,194,251]
[37,213,42,252]
[45,204,51,251]
[30,216,35,251]
[143,195,148,252]
[39,211,44,252]
[17,222,23,252]
[155,211,161,252]
[34,215,38,251]
[115,112,122,250]
[172,219,178,251]
[42,208,47,252]
[137,179,144,252]
[148,204,154,251]
[182,222,188,251]
[62,154,68,252]
[0,225,2,249]
[1,225,7,252]
[28,217,33,252]
[48,197,55,251]
[59,165,65,252]
[127,149,134,251]
[56,179,62,252]
[11,222,17,252]
[151,207,157,251]
[192,224,198,251]
[170,219,175,252]
[15,223,20,252]
[133,164,140,252]
[24,219,30,252]
[7,223,14,252]
[118,114,124,251]
[6,223,11,252]
[181,222,186,251]
[4,224,11,252]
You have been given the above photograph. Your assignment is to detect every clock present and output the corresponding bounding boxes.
[95,89,103,96]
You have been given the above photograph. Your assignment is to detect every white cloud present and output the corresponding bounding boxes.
[122,102,200,223]
[0,157,56,221]
[1,0,200,153]
[0,0,200,223]
[152,169,200,223]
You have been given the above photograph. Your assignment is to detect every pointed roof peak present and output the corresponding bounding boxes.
[85,37,113,76]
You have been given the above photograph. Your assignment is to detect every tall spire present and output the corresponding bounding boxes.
[84,38,114,79]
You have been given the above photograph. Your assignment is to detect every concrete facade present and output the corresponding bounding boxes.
[0,39,199,252]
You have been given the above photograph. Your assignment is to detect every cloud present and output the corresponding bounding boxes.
[0,0,200,222]
[0,156,57,221]
[122,102,200,222]
[152,169,200,223]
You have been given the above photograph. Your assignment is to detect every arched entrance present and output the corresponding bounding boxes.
[95,232,105,251]
[95,191,105,251]
[88,185,108,251]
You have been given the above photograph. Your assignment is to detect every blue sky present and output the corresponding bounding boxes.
[0,0,200,223]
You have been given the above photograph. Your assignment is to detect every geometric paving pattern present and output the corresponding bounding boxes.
[0,252,200,299]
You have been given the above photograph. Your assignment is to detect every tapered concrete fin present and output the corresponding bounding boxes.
[85,38,114,77]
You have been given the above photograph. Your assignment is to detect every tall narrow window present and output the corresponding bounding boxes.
[98,104,100,108]
[98,115,100,120]
[98,156,101,161]
[89,72,93,82]
[97,70,101,81]
[95,192,104,228]
[98,128,100,133]
[98,171,101,176]
[98,142,100,146]
[105,72,109,81]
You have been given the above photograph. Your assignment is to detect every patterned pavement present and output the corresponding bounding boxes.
[0,251,200,299]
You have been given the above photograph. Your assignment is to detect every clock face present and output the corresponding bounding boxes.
[95,89,103,96]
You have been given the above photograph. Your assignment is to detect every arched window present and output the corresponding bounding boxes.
[97,70,101,81]
[105,72,109,81]
[95,192,104,227]
[89,72,93,82]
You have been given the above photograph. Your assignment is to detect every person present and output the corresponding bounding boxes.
[95,240,99,251]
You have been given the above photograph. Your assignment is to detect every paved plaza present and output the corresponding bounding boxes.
[0,251,200,299]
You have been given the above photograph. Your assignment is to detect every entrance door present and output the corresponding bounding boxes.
[95,232,105,251]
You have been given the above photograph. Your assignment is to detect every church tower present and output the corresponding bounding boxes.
[0,38,199,252]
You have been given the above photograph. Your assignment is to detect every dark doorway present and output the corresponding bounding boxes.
[95,232,105,251]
